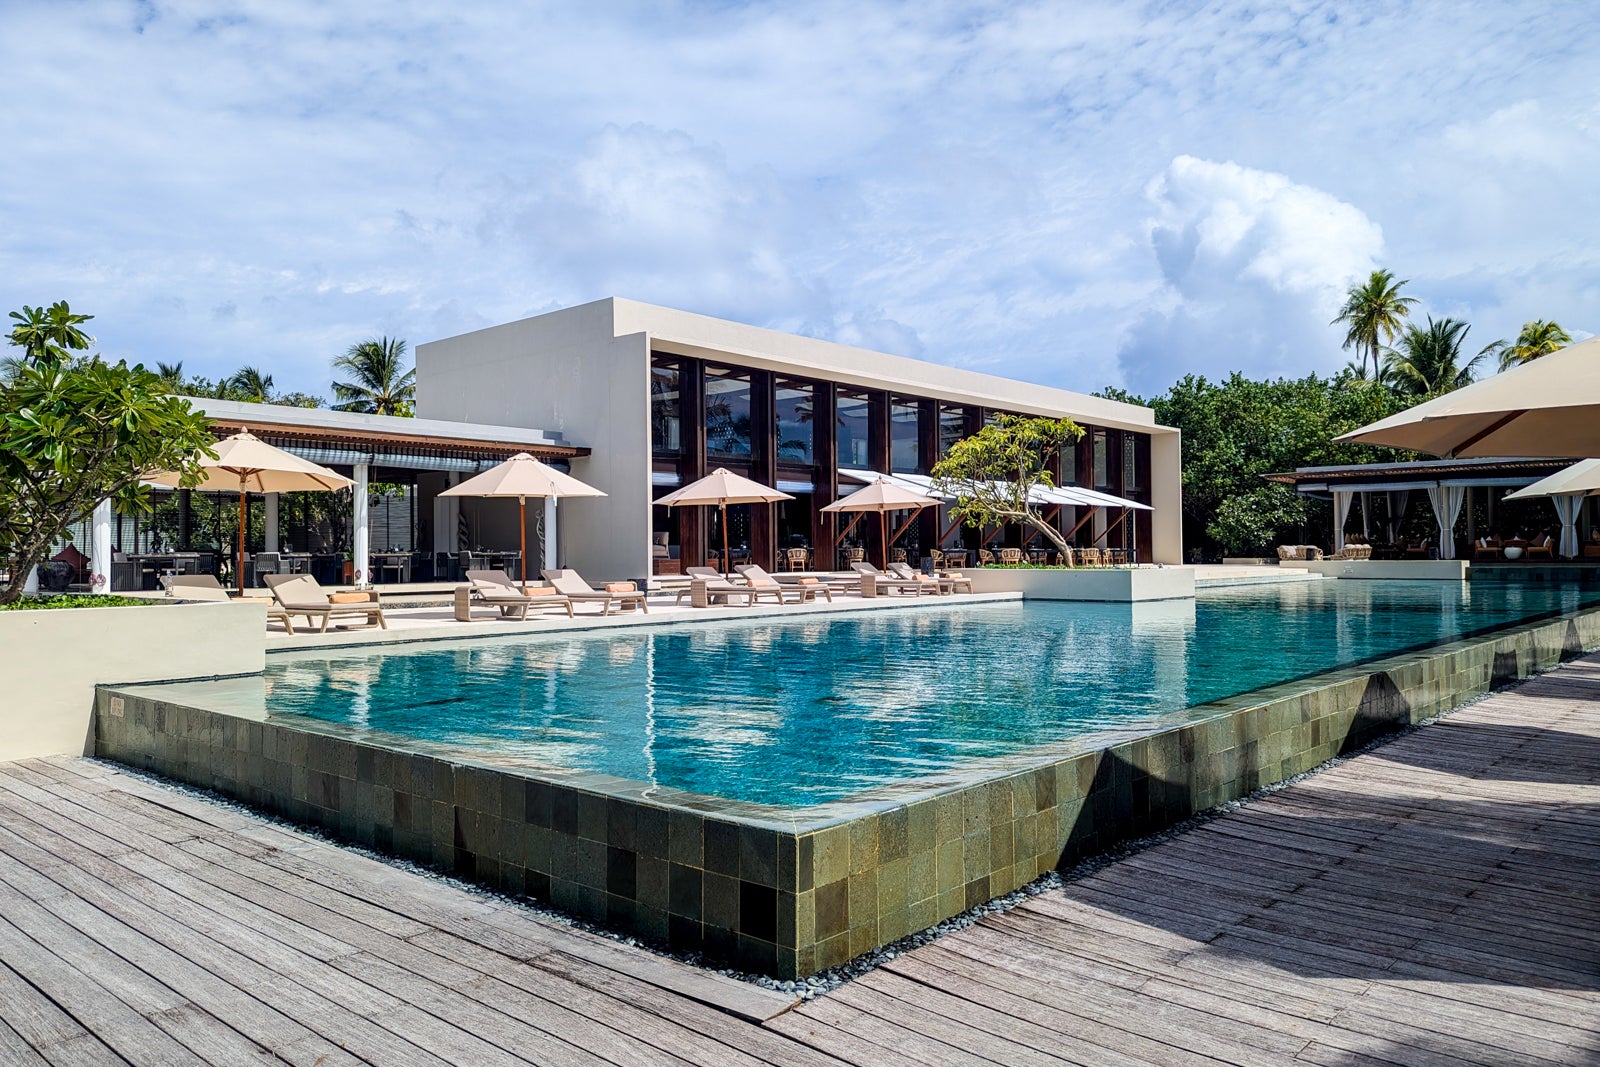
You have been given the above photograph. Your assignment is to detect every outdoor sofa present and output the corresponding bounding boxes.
[458,569,574,621]
[263,573,387,632]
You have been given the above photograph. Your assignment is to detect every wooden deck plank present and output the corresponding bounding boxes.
[3,652,1599,1064]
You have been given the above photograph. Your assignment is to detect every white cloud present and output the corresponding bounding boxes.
[0,0,1596,400]
[1118,156,1384,386]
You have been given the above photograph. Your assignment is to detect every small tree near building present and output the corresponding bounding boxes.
[930,414,1084,559]
[0,302,216,605]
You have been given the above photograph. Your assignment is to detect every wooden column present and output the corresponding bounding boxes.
[679,360,707,568]
[915,399,939,558]
[811,385,838,568]
[749,369,776,570]
[866,390,891,564]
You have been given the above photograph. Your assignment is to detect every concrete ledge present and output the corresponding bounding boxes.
[1,600,264,760]
[957,566,1196,601]
[1305,559,1468,581]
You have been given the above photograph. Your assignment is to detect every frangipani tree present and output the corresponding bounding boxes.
[0,302,216,604]
[929,414,1084,558]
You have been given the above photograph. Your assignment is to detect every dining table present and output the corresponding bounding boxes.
[370,551,414,584]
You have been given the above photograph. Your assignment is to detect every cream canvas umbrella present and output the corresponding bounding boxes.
[440,453,605,591]
[145,429,353,595]
[1503,458,1600,559]
[1337,335,1600,457]
[655,468,792,576]
[822,477,942,570]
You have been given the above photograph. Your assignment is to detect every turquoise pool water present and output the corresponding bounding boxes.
[153,581,1598,806]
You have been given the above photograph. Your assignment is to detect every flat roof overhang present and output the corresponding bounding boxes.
[182,397,588,463]
[1264,457,1574,495]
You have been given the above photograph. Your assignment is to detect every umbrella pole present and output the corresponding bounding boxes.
[237,487,247,597]
[880,511,888,570]
[519,497,528,593]
[721,503,730,577]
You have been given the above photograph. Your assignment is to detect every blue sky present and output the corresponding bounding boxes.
[3,1,1596,399]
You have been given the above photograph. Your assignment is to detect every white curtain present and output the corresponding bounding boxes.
[1332,491,1354,551]
[1359,491,1371,539]
[1552,495,1583,558]
[1386,490,1411,542]
[1427,484,1466,559]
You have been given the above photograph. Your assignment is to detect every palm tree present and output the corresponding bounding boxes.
[1383,317,1484,398]
[331,336,415,416]
[155,361,185,387]
[1332,270,1418,378]
[227,366,276,403]
[1480,319,1572,371]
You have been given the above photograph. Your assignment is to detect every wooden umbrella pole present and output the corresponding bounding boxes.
[236,486,247,597]
[879,511,888,570]
[721,502,731,577]
[519,496,528,593]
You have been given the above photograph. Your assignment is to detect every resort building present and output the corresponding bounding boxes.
[417,298,1184,579]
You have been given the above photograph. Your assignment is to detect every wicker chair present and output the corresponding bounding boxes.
[784,547,809,571]
[977,548,997,567]
[998,547,1024,566]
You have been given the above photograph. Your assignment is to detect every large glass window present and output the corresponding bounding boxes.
[1093,429,1109,488]
[836,389,871,468]
[938,404,966,458]
[890,398,920,473]
[705,366,752,458]
[1060,435,1077,485]
[775,379,814,464]
[650,357,681,454]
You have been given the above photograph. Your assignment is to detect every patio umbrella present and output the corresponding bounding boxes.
[440,453,605,591]
[1336,335,1600,457]
[655,468,792,576]
[1504,458,1600,559]
[822,477,942,569]
[145,429,353,596]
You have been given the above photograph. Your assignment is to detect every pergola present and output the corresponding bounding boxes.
[1264,457,1579,559]
[88,399,586,590]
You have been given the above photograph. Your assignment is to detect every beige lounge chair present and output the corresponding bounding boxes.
[850,561,938,597]
[675,574,756,607]
[737,564,833,604]
[163,573,298,632]
[541,568,649,614]
[459,569,574,621]
[890,561,969,594]
[263,573,387,632]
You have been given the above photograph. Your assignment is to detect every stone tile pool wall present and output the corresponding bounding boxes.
[95,604,1600,979]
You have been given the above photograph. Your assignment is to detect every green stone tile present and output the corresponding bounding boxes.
[848,816,879,876]
[906,800,936,854]
[666,809,703,868]
[812,824,850,887]
[878,806,908,863]
[846,869,878,929]
[815,878,848,940]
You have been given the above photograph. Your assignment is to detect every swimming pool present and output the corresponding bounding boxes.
[138,580,1600,807]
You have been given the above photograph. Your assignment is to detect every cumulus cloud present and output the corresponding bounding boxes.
[0,0,1595,399]
[1118,156,1384,387]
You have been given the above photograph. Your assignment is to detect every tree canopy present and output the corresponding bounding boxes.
[1100,373,1410,559]
[332,336,415,416]
[0,302,215,604]
[1331,270,1417,379]
[930,414,1084,557]
[1480,319,1573,371]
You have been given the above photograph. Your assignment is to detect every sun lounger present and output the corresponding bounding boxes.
[163,573,298,632]
[850,561,939,597]
[889,561,969,594]
[736,564,833,604]
[263,574,387,632]
[541,568,649,614]
[459,570,574,620]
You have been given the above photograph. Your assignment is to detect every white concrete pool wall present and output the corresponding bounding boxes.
[955,565,1197,601]
[0,600,264,760]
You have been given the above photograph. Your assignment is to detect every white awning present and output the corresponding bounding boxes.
[838,468,1151,510]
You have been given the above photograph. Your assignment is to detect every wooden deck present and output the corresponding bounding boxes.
[1,660,1597,1065]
